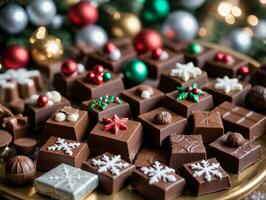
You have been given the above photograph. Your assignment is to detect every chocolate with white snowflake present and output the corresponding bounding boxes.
[35,163,98,200]
[37,136,89,171]
[82,152,135,194]
[170,62,202,81]
[214,76,243,94]
[131,161,186,200]
[181,158,230,196]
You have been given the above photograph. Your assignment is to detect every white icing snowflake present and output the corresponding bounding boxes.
[92,154,129,176]
[191,160,222,182]
[48,138,80,156]
[245,191,266,200]
[170,62,202,81]
[214,76,243,94]
[141,161,176,185]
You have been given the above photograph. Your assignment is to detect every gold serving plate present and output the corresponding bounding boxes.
[0,43,264,200]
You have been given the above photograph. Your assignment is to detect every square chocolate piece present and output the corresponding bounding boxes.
[24,92,70,128]
[131,161,186,200]
[139,48,184,79]
[121,84,164,117]
[204,53,249,78]
[74,70,124,100]
[44,106,89,141]
[88,116,143,162]
[87,41,136,72]
[137,107,187,146]
[181,158,231,196]
[214,101,266,141]
[192,111,224,144]
[164,91,213,118]
[208,132,262,173]
[39,62,62,81]
[134,147,169,168]
[37,136,89,171]
[82,152,135,194]
[169,135,206,169]
[82,95,131,123]
[158,62,208,93]
[204,77,251,106]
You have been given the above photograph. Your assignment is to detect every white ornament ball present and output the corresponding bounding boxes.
[49,15,64,29]
[254,20,266,39]
[178,0,206,9]
[162,11,199,41]
[75,25,108,48]
[0,4,28,34]
[26,0,57,26]
[225,29,252,53]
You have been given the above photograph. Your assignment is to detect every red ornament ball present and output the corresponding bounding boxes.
[86,71,95,81]
[61,60,78,76]
[133,29,162,54]
[93,65,104,75]
[103,42,116,53]
[93,75,103,84]
[37,95,48,107]
[152,48,162,59]
[222,54,234,63]
[239,66,249,75]
[215,52,224,62]
[186,87,192,92]
[193,88,200,94]
[68,2,98,26]
[2,45,29,70]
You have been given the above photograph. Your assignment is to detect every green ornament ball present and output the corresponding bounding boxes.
[103,71,112,81]
[141,0,170,23]
[188,43,202,55]
[124,59,148,85]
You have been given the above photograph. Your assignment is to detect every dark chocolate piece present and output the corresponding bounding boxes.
[137,107,187,146]
[246,86,266,114]
[5,155,36,185]
[82,152,135,194]
[39,62,62,81]
[204,77,251,106]
[37,136,89,171]
[0,130,12,154]
[139,48,184,79]
[181,158,231,196]
[214,101,266,141]
[14,137,37,155]
[88,118,143,162]
[169,135,206,169]
[131,161,186,200]
[44,106,89,141]
[208,132,262,173]
[120,84,164,117]
[250,64,266,87]
[164,90,213,118]
[134,147,169,168]
[192,111,224,144]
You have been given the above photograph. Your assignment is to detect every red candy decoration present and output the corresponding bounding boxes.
[133,29,162,54]
[222,54,234,64]
[101,114,128,134]
[2,45,30,70]
[86,71,95,81]
[68,2,98,26]
[152,48,162,59]
[61,60,78,77]
[215,52,224,62]
[193,88,200,94]
[37,95,48,107]
[86,65,107,84]
[239,66,249,75]
[186,87,192,92]
[93,65,104,75]
[103,43,116,54]
[94,75,103,84]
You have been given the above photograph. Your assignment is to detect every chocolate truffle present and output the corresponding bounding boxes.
[5,155,36,185]
[208,132,262,173]
[250,64,266,87]
[181,158,231,196]
[14,137,37,155]
[153,111,172,125]
[82,152,135,194]
[131,161,186,200]
[246,86,266,114]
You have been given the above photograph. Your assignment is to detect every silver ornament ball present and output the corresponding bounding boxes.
[26,0,56,26]
[162,11,199,41]
[225,29,252,53]
[75,25,108,48]
[0,4,28,34]
[178,0,206,9]
[49,15,64,29]
[253,20,266,39]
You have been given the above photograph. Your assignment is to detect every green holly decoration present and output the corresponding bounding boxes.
[187,43,202,55]
[90,95,123,110]
[103,71,112,81]
[176,83,204,103]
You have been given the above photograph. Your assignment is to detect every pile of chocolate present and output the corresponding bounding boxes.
[1,38,266,200]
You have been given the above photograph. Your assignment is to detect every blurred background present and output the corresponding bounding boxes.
[0,0,266,69]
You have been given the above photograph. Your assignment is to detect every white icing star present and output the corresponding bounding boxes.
[170,62,202,81]
[214,76,243,94]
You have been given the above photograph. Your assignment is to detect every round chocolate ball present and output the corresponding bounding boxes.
[5,155,36,185]
[226,132,245,148]
[246,86,266,113]
[153,111,172,125]
[136,85,154,99]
